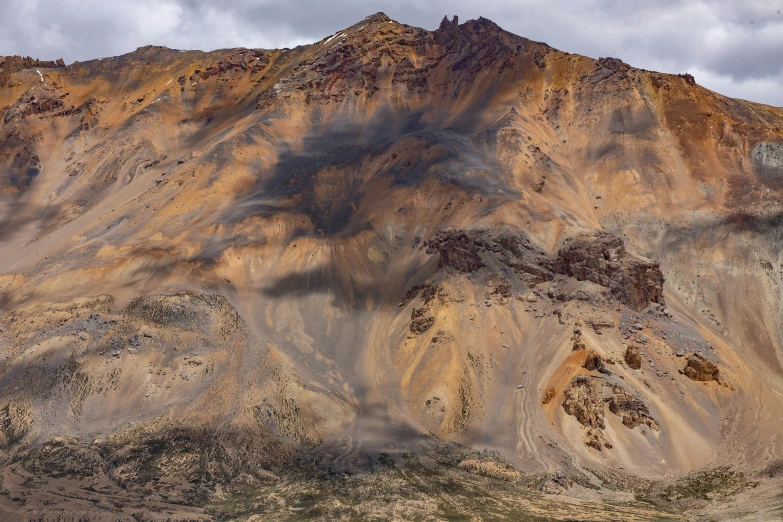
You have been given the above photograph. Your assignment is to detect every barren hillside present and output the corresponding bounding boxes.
[0,12,782,521]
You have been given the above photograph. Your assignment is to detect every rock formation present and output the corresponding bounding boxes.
[625,345,642,369]
[682,354,721,382]
[562,376,605,429]
[562,376,659,450]
[0,55,65,87]
[608,385,660,431]
[555,233,664,311]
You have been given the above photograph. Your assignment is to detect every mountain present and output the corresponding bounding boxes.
[0,12,782,521]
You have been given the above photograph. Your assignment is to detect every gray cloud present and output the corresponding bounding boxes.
[1,0,782,106]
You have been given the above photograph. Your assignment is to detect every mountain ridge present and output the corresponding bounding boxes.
[9,11,778,110]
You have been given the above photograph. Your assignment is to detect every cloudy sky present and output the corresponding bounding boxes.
[1,0,782,106]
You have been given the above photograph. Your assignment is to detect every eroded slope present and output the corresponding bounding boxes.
[0,12,782,521]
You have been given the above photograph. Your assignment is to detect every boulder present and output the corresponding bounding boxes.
[571,328,586,351]
[542,387,556,405]
[583,349,604,371]
[624,346,642,369]
[682,354,720,382]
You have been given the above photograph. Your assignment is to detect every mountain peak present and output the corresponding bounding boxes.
[439,14,459,29]
[366,11,393,23]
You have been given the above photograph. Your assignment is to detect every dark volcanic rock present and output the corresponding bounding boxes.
[426,230,486,272]
[425,229,664,311]
[410,315,435,335]
[495,234,554,284]
[555,232,664,311]
[3,88,65,123]
[425,228,553,284]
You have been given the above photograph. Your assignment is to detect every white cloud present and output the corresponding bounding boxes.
[688,66,783,104]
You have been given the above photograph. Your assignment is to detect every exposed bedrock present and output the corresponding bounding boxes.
[425,228,664,311]
[561,375,605,430]
[682,353,721,382]
[608,385,659,431]
[561,375,659,450]
[555,232,664,311]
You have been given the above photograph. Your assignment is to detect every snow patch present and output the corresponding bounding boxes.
[36,70,44,82]
[165,78,174,86]
[323,31,344,45]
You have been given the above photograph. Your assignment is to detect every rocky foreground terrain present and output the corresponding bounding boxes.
[0,12,782,521]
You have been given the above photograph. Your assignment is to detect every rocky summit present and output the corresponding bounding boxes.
[0,12,782,521]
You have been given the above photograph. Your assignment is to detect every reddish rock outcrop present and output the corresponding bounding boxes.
[561,376,613,450]
[625,345,642,369]
[682,354,720,382]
